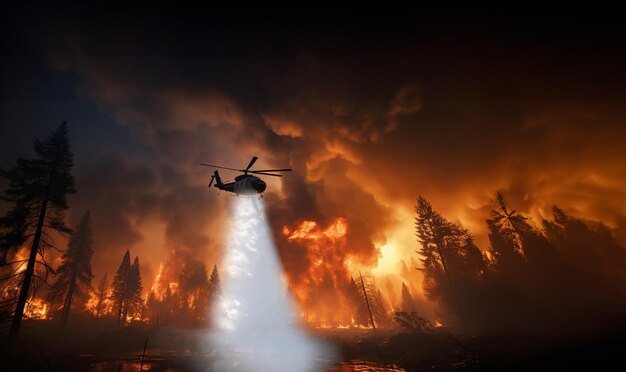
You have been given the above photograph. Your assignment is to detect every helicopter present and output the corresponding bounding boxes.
[200,156,292,196]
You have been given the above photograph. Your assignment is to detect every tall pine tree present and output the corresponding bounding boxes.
[112,250,131,325]
[47,210,94,327]
[400,282,416,312]
[208,264,221,297]
[0,122,75,344]
[415,196,485,331]
[111,251,143,325]
[124,256,143,321]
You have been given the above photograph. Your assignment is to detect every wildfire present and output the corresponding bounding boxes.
[283,217,385,328]
[148,250,188,300]
[14,247,29,273]
[24,298,48,320]
[283,217,350,297]
[150,262,165,295]
[1,247,30,309]
[143,249,216,325]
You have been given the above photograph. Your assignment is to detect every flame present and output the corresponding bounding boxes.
[24,298,48,320]
[148,250,187,300]
[151,262,165,295]
[283,217,393,328]
[85,288,114,317]
[143,249,214,325]
[283,218,350,298]
[14,247,29,273]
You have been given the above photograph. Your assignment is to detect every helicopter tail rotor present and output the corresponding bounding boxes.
[213,170,223,186]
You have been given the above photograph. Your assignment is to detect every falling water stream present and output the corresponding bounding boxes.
[208,197,333,371]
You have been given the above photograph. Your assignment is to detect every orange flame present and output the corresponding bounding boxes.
[24,298,48,320]
[282,217,392,328]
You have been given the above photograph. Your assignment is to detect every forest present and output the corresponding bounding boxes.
[2,123,626,370]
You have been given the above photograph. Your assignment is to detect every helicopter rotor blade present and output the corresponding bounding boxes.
[245,156,258,171]
[250,168,292,172]
[208,175,215,188]
[200,164,243,172]
[250,171,283,177]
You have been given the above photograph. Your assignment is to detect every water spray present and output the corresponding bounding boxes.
[208,197,333,371]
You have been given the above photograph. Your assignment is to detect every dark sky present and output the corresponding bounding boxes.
[3,4,626,298]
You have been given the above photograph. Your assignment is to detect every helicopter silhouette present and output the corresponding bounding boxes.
[201,156,292,196]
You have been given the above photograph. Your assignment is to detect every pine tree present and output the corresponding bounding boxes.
[373,288,391,327]
[346,276,368,326]
[357,272,377,329]
[122,256,143,322]
[400,282,416,312]
[488,192,556,268]
[47,210,94,327]
[112,250,131,325]
[186,264,210,321]
[415,196,485,331]
[0,122,75,344]
[209,264,221,297]
[92,273,109,318]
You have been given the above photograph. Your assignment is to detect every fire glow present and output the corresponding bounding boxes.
[282,217,395,328]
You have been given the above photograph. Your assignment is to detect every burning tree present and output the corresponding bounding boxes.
[144,250,218,326]
[415,196,485,332]
[400,282,416,313]
[46,210,94,327]
[354,272,391,329]
[346,277,369,326]
[89,273,110,318]
[178,263,211,322]
[209,264,221,297]
[0,122,75,344]
[111,251,143,325]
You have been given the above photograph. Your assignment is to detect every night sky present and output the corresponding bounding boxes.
[3,5,626,299]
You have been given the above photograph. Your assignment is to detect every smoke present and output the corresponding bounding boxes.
[6,7,626,330]
[208,197,333,371]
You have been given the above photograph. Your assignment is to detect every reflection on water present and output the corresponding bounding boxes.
[90,357,405,372]
[324,359,405,371]
[90,360,158,371]
[90,354,405,372]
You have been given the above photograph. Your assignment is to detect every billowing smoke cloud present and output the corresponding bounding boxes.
[10,8,626,322]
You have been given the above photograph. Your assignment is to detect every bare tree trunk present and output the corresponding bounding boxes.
[62,268,77,328]
[122,300,128,324]
[95,297,103,318]
[116,299,123,326]
[9,175,52,346]
[359,272,376,330]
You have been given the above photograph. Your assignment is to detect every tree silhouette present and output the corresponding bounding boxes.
[174,262,210,323]
[47,210,94,327]
[400,282,416,312]
[489,192,556,267]
[209,264,221,297]
[415,196,485,331]
[91,273,109,318]
[111,253,143,325]
[111,250,131,325]
[122,256,143,322]
[346,276,368,326]
[0,122,75,344]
